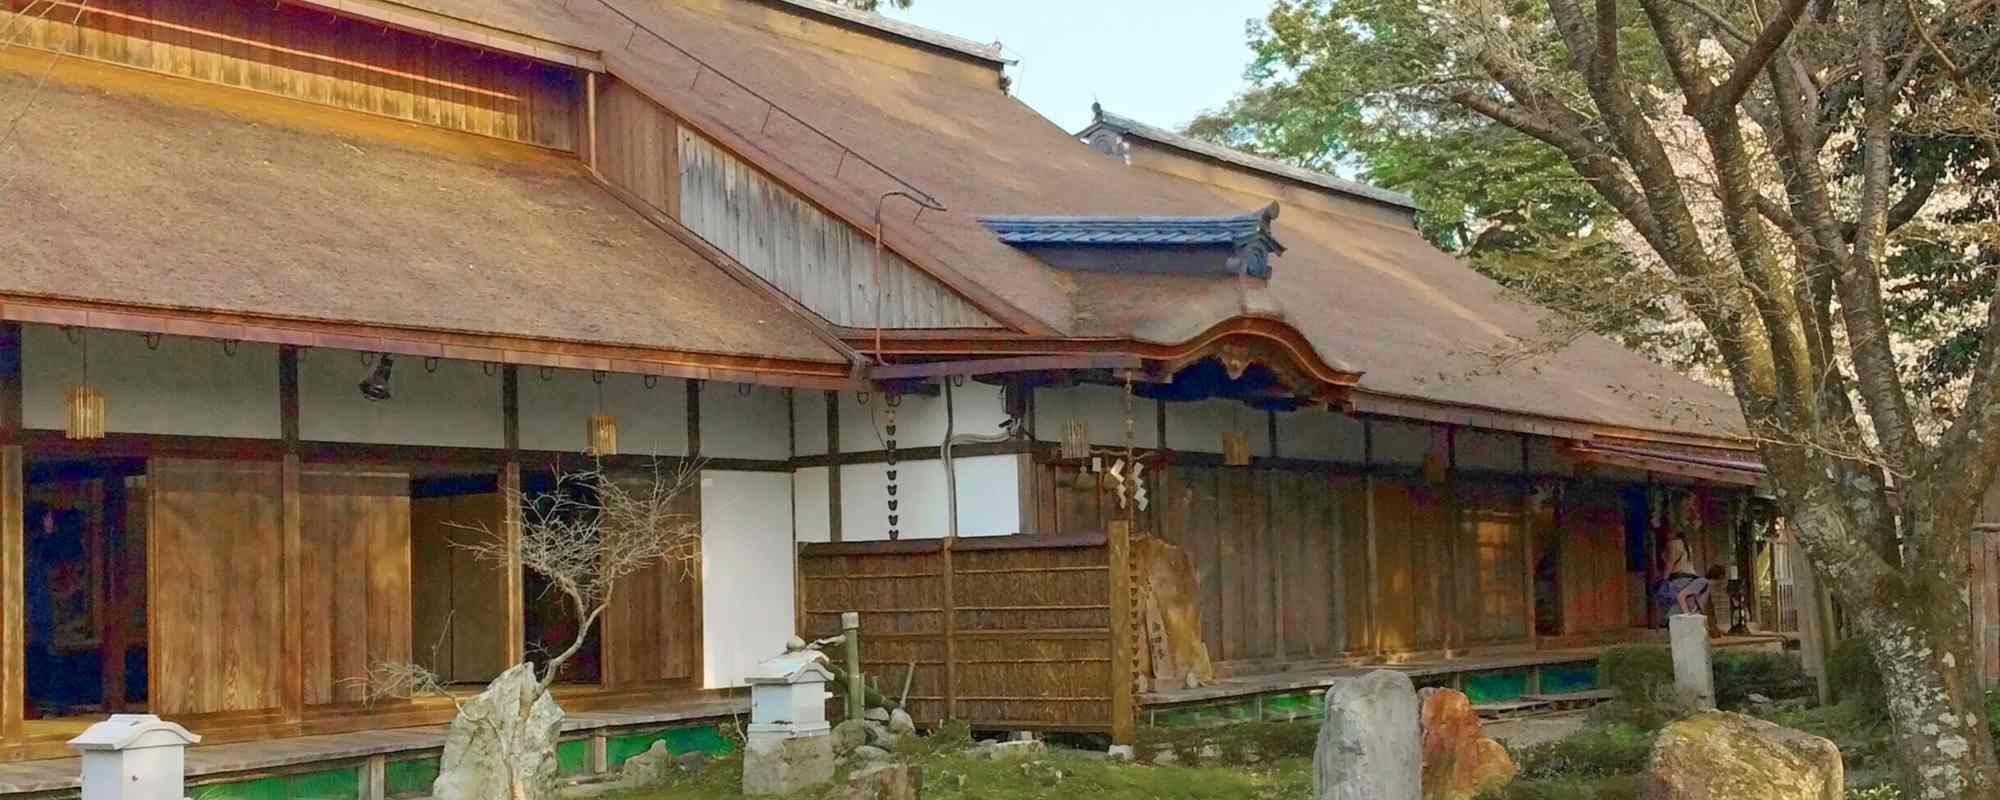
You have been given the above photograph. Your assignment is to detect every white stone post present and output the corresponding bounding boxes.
[1669,613,1716,710]
[70,714,202,800]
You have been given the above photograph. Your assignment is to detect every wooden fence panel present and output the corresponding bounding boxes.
[1457,481,1530,646]
[798,534,1112,732]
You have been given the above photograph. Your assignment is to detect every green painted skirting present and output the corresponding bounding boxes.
[607,724,732,769]
[191,767,360,800]
[1461,669,1529,704]
[383,755,440,799]
[1540,662,1599,695]
[556,738,591,777]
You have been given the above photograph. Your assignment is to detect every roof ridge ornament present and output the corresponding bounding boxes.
[977,204,1286,278]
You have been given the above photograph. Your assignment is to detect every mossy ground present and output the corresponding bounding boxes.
[597,724,1310,800]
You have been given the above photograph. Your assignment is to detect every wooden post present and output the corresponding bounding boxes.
[826,391,842,543]
[585,72,600,175]
[941,536,958,721]
[278,347,304,721]
[1107,519,1137,745]
[0,322,19,438]
[1522,439,1538,648]
[1,445,21,742]
[501,367,525,667]
[1365,476,1381,656]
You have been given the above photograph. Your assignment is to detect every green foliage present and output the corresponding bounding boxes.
[1478,775,1643,800]
[1762,699,1899,785]
[1711,651,1813,710]
[1827,637,1888,713]
[1599,645,1675,698]
[1132,720,1320,766]
[1514,722,1658,780]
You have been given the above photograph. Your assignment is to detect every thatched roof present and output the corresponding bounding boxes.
[0,54,848,369]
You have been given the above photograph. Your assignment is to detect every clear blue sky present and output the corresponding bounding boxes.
[883,1,1274,133]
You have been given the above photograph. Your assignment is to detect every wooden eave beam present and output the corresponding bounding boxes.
[0,296,860,391]
[1347,391,1757,454]
[1563,445,1768,488]
[284,0,605,71]
[866,354,1144,381]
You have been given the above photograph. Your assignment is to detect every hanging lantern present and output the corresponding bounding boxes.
[65,384,105,440]
[586,413,618,457]
[63,328,105,440]
[585,371,617,456]
[1222,431,1251,466]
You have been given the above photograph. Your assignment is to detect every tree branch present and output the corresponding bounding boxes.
[1708,0,1813,114]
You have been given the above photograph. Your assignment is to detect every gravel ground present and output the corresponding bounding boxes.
[1484,711,1591,749]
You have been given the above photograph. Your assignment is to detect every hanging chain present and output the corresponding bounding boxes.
[884,394,900,540]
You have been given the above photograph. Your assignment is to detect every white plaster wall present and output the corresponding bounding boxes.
[701,470,797,688]
[792,390,830,457]
[836,454,1019,541]
[1457,430,1526,473]
[1273,407,1366,462]
[519,370,688,456]
[22,325,281,438]
[1033,383,1160,449]
[300,352,503,447]
[1371,419,1434,465]
[1166,397,1271,455]
[701,383,793,460]
[793,466,832,544]
[837,384,1010,454]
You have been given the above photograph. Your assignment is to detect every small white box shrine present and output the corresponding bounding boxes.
[70,714,202,800]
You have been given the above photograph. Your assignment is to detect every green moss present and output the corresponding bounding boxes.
[596,743,1309,800]
[1514,722,1656,780]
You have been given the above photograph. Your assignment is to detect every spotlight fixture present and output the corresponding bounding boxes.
[358,353,395,401]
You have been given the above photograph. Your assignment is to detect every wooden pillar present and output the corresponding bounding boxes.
[1107,519,1137,744]
[585,72,599,175]
[1,445,21,741]
[278,347,305,721]
[501,367,525,667]
[1522,438,1539,649]
[826,391,842,543]
[4,324,24,740]
[1365,474,1381,656]
[941,536,958,722]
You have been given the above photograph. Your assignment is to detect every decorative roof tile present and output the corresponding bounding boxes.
[978,204,1285,278]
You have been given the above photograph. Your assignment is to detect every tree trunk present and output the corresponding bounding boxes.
[1855,583,2000,797]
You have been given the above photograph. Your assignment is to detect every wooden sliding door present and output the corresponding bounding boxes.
[148,458,284,717]
[298,468,411,705]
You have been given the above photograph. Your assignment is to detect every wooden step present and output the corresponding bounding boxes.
[1471,699,1554,720]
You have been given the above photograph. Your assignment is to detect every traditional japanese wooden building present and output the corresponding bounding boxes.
[0,0,1783,794]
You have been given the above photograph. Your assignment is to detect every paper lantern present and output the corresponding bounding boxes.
[586,413,618,457]
[65,384,105,440]
[1222,431,1251,466]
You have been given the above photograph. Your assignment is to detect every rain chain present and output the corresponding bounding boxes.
[885,393,901,540]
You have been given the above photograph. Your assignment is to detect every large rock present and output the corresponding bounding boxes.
[1418,688,1517,800]
[1314,669,1421,800]
[431,663,564,800]
[619,741,676,788]
[743,734,837,795]
[828,762,923,800]
[1642,711,1842,800]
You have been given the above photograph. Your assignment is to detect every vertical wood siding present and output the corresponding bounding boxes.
[600,477,701,688]
[595,78,679,217]
[411,492,509,685]
[0,0,578,150]
[1559,484,1630,636]
[298,468,411,705]
[677,129,1001,329]
[148,458,285,716]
